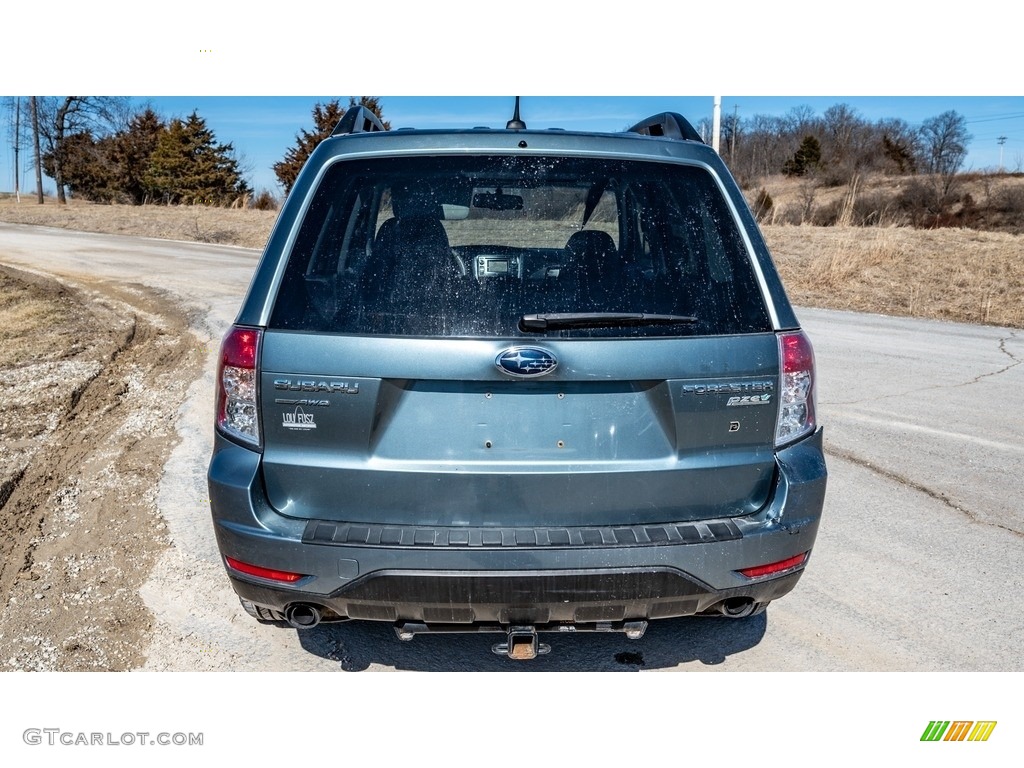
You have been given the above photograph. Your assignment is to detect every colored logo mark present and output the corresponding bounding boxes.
[920,721,997,742]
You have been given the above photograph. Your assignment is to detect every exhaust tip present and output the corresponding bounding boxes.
[718,597,756,618]
[285,603,323,629]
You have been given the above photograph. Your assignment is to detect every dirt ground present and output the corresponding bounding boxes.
[0,266,204,670]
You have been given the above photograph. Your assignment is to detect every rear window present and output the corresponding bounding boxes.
[269,155,771,337]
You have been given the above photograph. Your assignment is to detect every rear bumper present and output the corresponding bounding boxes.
[208,429,826,625]
[228,566,805,625]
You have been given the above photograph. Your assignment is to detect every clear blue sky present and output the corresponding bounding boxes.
[5,96,1024,196]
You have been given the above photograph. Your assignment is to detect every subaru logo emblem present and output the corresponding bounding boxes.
[495,347,558,378]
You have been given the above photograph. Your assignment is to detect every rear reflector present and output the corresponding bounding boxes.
[737,552,808,579]
[225,556,305,583]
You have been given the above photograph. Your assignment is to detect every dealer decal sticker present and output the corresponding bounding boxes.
[282,405,316,430]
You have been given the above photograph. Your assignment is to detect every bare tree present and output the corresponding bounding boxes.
[822,104,857,154]
[36,96,128,203]
[784,105,817,134]
[798,174,819,224]
[781,105,821,163]
[694,117,713,145]
[747,114,790,177]
[681,102,974,205]
[820,103,873,182]
[920,110,971,201]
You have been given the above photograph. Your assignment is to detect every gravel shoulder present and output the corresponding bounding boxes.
[0,265,204,670]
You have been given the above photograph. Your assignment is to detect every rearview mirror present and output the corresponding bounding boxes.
[472,191,524,211]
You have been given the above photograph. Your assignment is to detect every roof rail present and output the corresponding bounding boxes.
[627,112,703,143]
[332,105,387,136]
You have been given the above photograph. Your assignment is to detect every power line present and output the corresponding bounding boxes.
[964,111,1024,125]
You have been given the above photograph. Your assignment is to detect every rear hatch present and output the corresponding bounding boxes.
[256,150,782,528]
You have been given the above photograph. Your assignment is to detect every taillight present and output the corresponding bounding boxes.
[216,326,261,447]
[775,330,816,447]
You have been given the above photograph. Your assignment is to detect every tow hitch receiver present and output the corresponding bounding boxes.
[492,626,551,660]
[392,619,649,660]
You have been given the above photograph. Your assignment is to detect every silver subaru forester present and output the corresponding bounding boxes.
[208,103,826,659]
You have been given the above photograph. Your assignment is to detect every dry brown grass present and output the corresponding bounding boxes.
[752,171,1024,230]
[764,225,1024,328]
[2,196,1022,329]
[0,268,80,368]
[0,198,276,250]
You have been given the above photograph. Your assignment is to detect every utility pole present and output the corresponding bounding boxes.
[712,96,721,154]
[14,97,21,202]
[31,97,43,204]
[997,136,1007,173]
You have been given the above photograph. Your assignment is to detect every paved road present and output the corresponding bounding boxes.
[1,222,1021,671]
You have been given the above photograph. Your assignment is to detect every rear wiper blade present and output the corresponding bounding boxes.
[519,312,698,331]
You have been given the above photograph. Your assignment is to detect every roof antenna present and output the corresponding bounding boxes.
[506,97,526,130]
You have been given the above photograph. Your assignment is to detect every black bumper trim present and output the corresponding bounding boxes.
[229,567,804,624]
[301,516,743,549]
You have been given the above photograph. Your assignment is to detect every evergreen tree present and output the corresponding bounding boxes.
[783,135,823,177]
[273,99,344,195]
[878,118,923,175]
[144,111,246,204]
[274,97,390,194]
[110,108,165,204]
